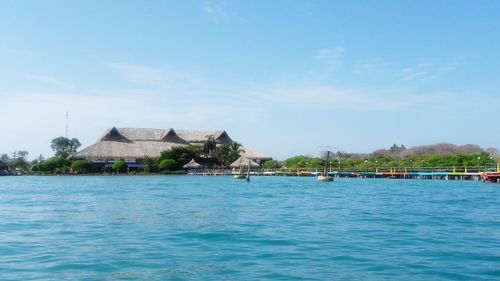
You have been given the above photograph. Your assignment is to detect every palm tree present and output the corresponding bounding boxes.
[202,135,217,157]
[230,142,245,155]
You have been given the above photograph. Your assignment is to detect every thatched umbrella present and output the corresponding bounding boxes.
[230,157,260,168]
[183,159,203,169]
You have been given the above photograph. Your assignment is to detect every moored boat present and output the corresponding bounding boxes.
[317,150,334,182]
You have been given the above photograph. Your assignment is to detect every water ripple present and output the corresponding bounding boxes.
[0,176,499,280]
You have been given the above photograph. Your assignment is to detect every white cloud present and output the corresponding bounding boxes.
[352,59,395,74]
[203,0,229,23]
[315,47,344,70]
[398,58,464,80]
[28,74,75,90]
[247,84,443,112]
[108,62,198,89]
[352,57,464,81]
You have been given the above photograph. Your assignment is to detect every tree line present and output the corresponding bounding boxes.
[2,140,498,175]
[266,143,499,170]
[1,136,246,175]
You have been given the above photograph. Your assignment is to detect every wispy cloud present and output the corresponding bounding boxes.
[315,47,344,71]
[352,59,395,74]
[246,84,443,112]
[398,57,464,80]
[28,74,75,90]
[108,62,201,91]
[352,57,465,81]
[203,0,229,23]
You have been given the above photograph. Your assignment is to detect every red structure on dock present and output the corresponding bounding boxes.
[481,173,500,183]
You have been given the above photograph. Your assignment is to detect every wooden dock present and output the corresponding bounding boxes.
[188,164,500,182]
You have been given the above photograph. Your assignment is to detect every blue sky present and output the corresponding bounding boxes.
[1,0,499,159]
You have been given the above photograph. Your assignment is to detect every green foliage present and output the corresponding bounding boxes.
[202,135,217,157]
[215,143,242,167]
[112,161,127,173]
[71,160,91,173]
[262,160,282,169]
[142,156,159,173]
[6,151,30,171]
[158,146,201,171]
[36,156,71,173]
[282,150,497,170]
[51,137,81,158]
[159,159,178,171]
[283,155,325,169]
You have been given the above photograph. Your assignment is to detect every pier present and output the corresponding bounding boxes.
[188,163,500,182]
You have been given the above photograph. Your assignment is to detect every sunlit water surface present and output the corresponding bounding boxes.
[0,176,499,280]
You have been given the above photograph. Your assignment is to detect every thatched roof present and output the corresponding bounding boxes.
[239,147,272,161]
[230,157,260,168]
[183,159,203,169]
[73,140,181,159]
[176,130,232,143]
[72,127,270,162]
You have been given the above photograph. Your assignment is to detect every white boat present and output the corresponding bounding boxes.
[317,173,333,181]
[317,150,334,182]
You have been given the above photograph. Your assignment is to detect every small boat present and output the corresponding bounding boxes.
[317,173,333,181]
[317,150,334,182]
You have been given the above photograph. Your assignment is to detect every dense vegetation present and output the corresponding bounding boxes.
[272,144,499,170]
[2,140,498,175]
[1,136,245,175]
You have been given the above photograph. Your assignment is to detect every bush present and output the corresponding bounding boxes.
[37,157,71,174]
[71,160,91,173]
[159,159,178,171]
[112,161,127,174]
[158,146,200,169]
[263,160,281,169]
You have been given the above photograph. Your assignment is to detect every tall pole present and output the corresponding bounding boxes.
[477,156,481,173]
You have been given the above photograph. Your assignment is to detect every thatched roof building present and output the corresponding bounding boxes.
[230,157,261,168]
[240,147,272,162]
[72,127,271,164]
[183,159,203,169]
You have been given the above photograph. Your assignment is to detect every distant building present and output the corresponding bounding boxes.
[71,127,271,167]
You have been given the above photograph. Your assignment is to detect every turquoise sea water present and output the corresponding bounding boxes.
[0,176,499,280]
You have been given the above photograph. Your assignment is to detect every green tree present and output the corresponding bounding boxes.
[263,160,281,169]
[202,135,217,157]
[215,142,244,167]
[71,160,91,173]
[283,155,324,169]
[36,156,71,174]
[112,161,127,174]
[9,151,30,171]
[159,159,178,171]
[230,142,245,154]
[142,156,158,173]
[51,137,81,158]
[0,154,9,161]
[158,146,200,170]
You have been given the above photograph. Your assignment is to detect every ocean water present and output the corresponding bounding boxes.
[0,176,499,280]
